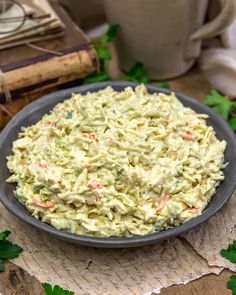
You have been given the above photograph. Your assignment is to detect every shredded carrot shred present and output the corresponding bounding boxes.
[32,199,55,208]
[84,133,96,140]
[156,193,170,212]
[87,183,103,189]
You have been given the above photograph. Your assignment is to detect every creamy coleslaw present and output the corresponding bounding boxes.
[7,85,226,237]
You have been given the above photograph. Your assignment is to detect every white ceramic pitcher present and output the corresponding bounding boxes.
[103,0,236,79]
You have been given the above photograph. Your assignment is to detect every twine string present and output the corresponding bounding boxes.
[0,68,12,104]
[0,69,13,118]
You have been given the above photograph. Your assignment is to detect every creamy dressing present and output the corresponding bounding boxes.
[7,85,226,237]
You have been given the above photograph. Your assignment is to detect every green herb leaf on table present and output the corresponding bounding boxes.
[156,81,170,89]
[125,62,150,83]
[227,275,236,295]
[101,24,120,44]
[95,46,112,61]
[212,105,231,121]
[85,25,119,84]
[220,240,236,263]
[229,117,236,131]
[0,230,11,241]
[0,259,4,272]
[84,71,111,84]
[42,283,74,295]
[230,101,236,111]
[0,240,23,259]
[204,90,230,107]
[0,230,23,272]
[204,90,232,120]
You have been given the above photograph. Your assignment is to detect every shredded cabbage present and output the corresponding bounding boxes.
[7,85,226,237]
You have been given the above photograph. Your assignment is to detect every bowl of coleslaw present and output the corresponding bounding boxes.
[0,81,236,248]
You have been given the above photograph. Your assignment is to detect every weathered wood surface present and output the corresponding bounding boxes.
[0,256,233,295]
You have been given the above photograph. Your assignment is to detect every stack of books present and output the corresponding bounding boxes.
[0,2,98,129]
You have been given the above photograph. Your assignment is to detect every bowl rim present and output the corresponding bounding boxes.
[0,81,236,248]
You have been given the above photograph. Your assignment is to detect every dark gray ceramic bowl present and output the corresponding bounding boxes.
[0,81,236,248]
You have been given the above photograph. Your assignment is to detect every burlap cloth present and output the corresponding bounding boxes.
[0,191,235,294]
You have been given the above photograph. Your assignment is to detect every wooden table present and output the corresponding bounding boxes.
[0,68,233,295]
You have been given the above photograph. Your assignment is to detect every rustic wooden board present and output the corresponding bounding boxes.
[0,261,232,294]
[159,269,233,295]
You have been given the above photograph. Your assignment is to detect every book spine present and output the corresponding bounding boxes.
[0,47,98,128]
[0,47,97,103]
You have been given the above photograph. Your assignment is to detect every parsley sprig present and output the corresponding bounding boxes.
[84,25,169,89]
[125,62,169,88]
[0,230,11,241]
[42,283,74,295]
[84,24,119,83]
[221,241,236,263]
[221,240,236,294]
[227,275,236,295]
[0,230,23,272]
[204,90,236,131]
[125,62,150,83]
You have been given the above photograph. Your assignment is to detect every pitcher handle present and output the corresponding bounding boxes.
[190,0,236,41]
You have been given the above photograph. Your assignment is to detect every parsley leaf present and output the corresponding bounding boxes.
[0,240,23,259]
[204,90,232,120]
[85,25,119,84]
[0,259,4,272]
[95,46,112,61]
[231,101,236,111]
[227,275,236,295]
[84,71,111,84]
[220,240,236,263]
[0,230,23,272]
[0,230,11,241]
[157,81,169,89]
[212,104,231,121]
[101,24,119,44]
[125,62,150,83]
[229,117,236,131]
[204,90,236,132]
[42,283,74,295]
[204,90,230,106]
